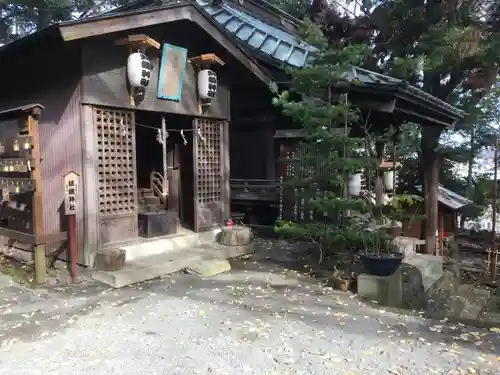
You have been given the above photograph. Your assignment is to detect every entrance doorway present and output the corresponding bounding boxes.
[134,111,195,231]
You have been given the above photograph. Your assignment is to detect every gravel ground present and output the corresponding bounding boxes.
[0,258,499,375]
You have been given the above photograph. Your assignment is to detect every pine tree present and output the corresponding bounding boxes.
[273,22,385,262]
[270,0,500,253]
[0,0,129,44]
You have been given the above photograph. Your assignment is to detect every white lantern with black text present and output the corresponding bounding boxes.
[197,69,218,101]
[127,52,152,88]
[348,172,363,197]
[383,170,395,191]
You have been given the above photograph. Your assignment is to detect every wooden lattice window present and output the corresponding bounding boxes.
[195,119,222,205]
[94,108,137,216]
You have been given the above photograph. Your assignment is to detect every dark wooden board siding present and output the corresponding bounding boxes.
[81,28,230,119]
[0,43,86,264]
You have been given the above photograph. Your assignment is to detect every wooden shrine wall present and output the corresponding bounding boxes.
[81,23,230,119]
[0,41,84,263]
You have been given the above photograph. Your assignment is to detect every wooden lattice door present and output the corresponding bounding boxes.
[193,118,223,232]
[94,108,138,248]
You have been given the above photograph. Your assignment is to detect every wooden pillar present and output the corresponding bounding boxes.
[374,141,386,209]
[27,111,46,284]
[167,167,179,214]
[81,105,99,266]
[265,124,275,180]
[222,120,230,222]
[439,209,444,255]
[453,211,458,237]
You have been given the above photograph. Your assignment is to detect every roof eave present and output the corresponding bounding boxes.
[0,103,44,120]
[58,2,190,40]
[0,25,62,59]
[395,86,465,123]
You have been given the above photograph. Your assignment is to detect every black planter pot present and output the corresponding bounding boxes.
[360,252,404,277]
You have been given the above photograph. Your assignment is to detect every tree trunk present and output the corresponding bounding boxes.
[37,2,50,31]
[460,135,475,229]
[422,126,442,254]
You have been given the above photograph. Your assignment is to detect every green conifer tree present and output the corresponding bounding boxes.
[273,22,384,262]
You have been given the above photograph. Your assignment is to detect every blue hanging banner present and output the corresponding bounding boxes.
[157,43,188,101]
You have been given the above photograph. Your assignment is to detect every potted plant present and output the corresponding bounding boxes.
[359,229,404,277]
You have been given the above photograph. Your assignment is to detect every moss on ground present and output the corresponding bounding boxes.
[0,254,35,285]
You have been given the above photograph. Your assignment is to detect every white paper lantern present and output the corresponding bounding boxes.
[127,52,152,88]
[383,170,395,191]
[348,172,363,197]
[197,69,218,100]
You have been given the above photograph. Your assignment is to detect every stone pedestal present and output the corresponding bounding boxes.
[358,268,403,308]
[220,225,252,246]
[94,249,126,272]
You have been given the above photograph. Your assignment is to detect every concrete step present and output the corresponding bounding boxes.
[90,243,255,288]
[186,259,231,278]
[121,230,201,262]
[91,250,203,288]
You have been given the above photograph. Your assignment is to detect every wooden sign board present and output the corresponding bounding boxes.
[0,178,34,192]
[157,43,188,101]
[2,188,9,202]
[64,171,79,215]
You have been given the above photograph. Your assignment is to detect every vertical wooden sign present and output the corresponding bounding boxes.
[64,171,79,215]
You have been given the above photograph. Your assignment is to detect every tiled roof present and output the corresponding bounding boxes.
[195,0,316,67]
[415,184,472,210]
[343,66,464,117]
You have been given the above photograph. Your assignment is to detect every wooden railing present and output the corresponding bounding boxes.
[230,178,279,202]
[150,171,168,205]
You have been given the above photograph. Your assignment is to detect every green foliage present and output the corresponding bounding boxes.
[269,0,500,230]
[382,193,425,225]
[386,194,423,211]
[0,0,129,44]
[273,22,385,259]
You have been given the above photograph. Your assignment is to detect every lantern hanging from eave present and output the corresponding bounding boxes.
[348,171,363,197]
[127,52,152,88]
[197,69,218,101]
[383,170,395,191]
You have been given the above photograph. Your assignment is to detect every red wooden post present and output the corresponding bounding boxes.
[68,213,77,282]
[64,171,79,283]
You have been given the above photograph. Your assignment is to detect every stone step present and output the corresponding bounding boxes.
[90,232,255,288]
[91,250,203,288]
[91,245,252,288]
[186,259,231,278]
[121,231,201,262]
[143,196,161,204]
[139,204,165,213]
